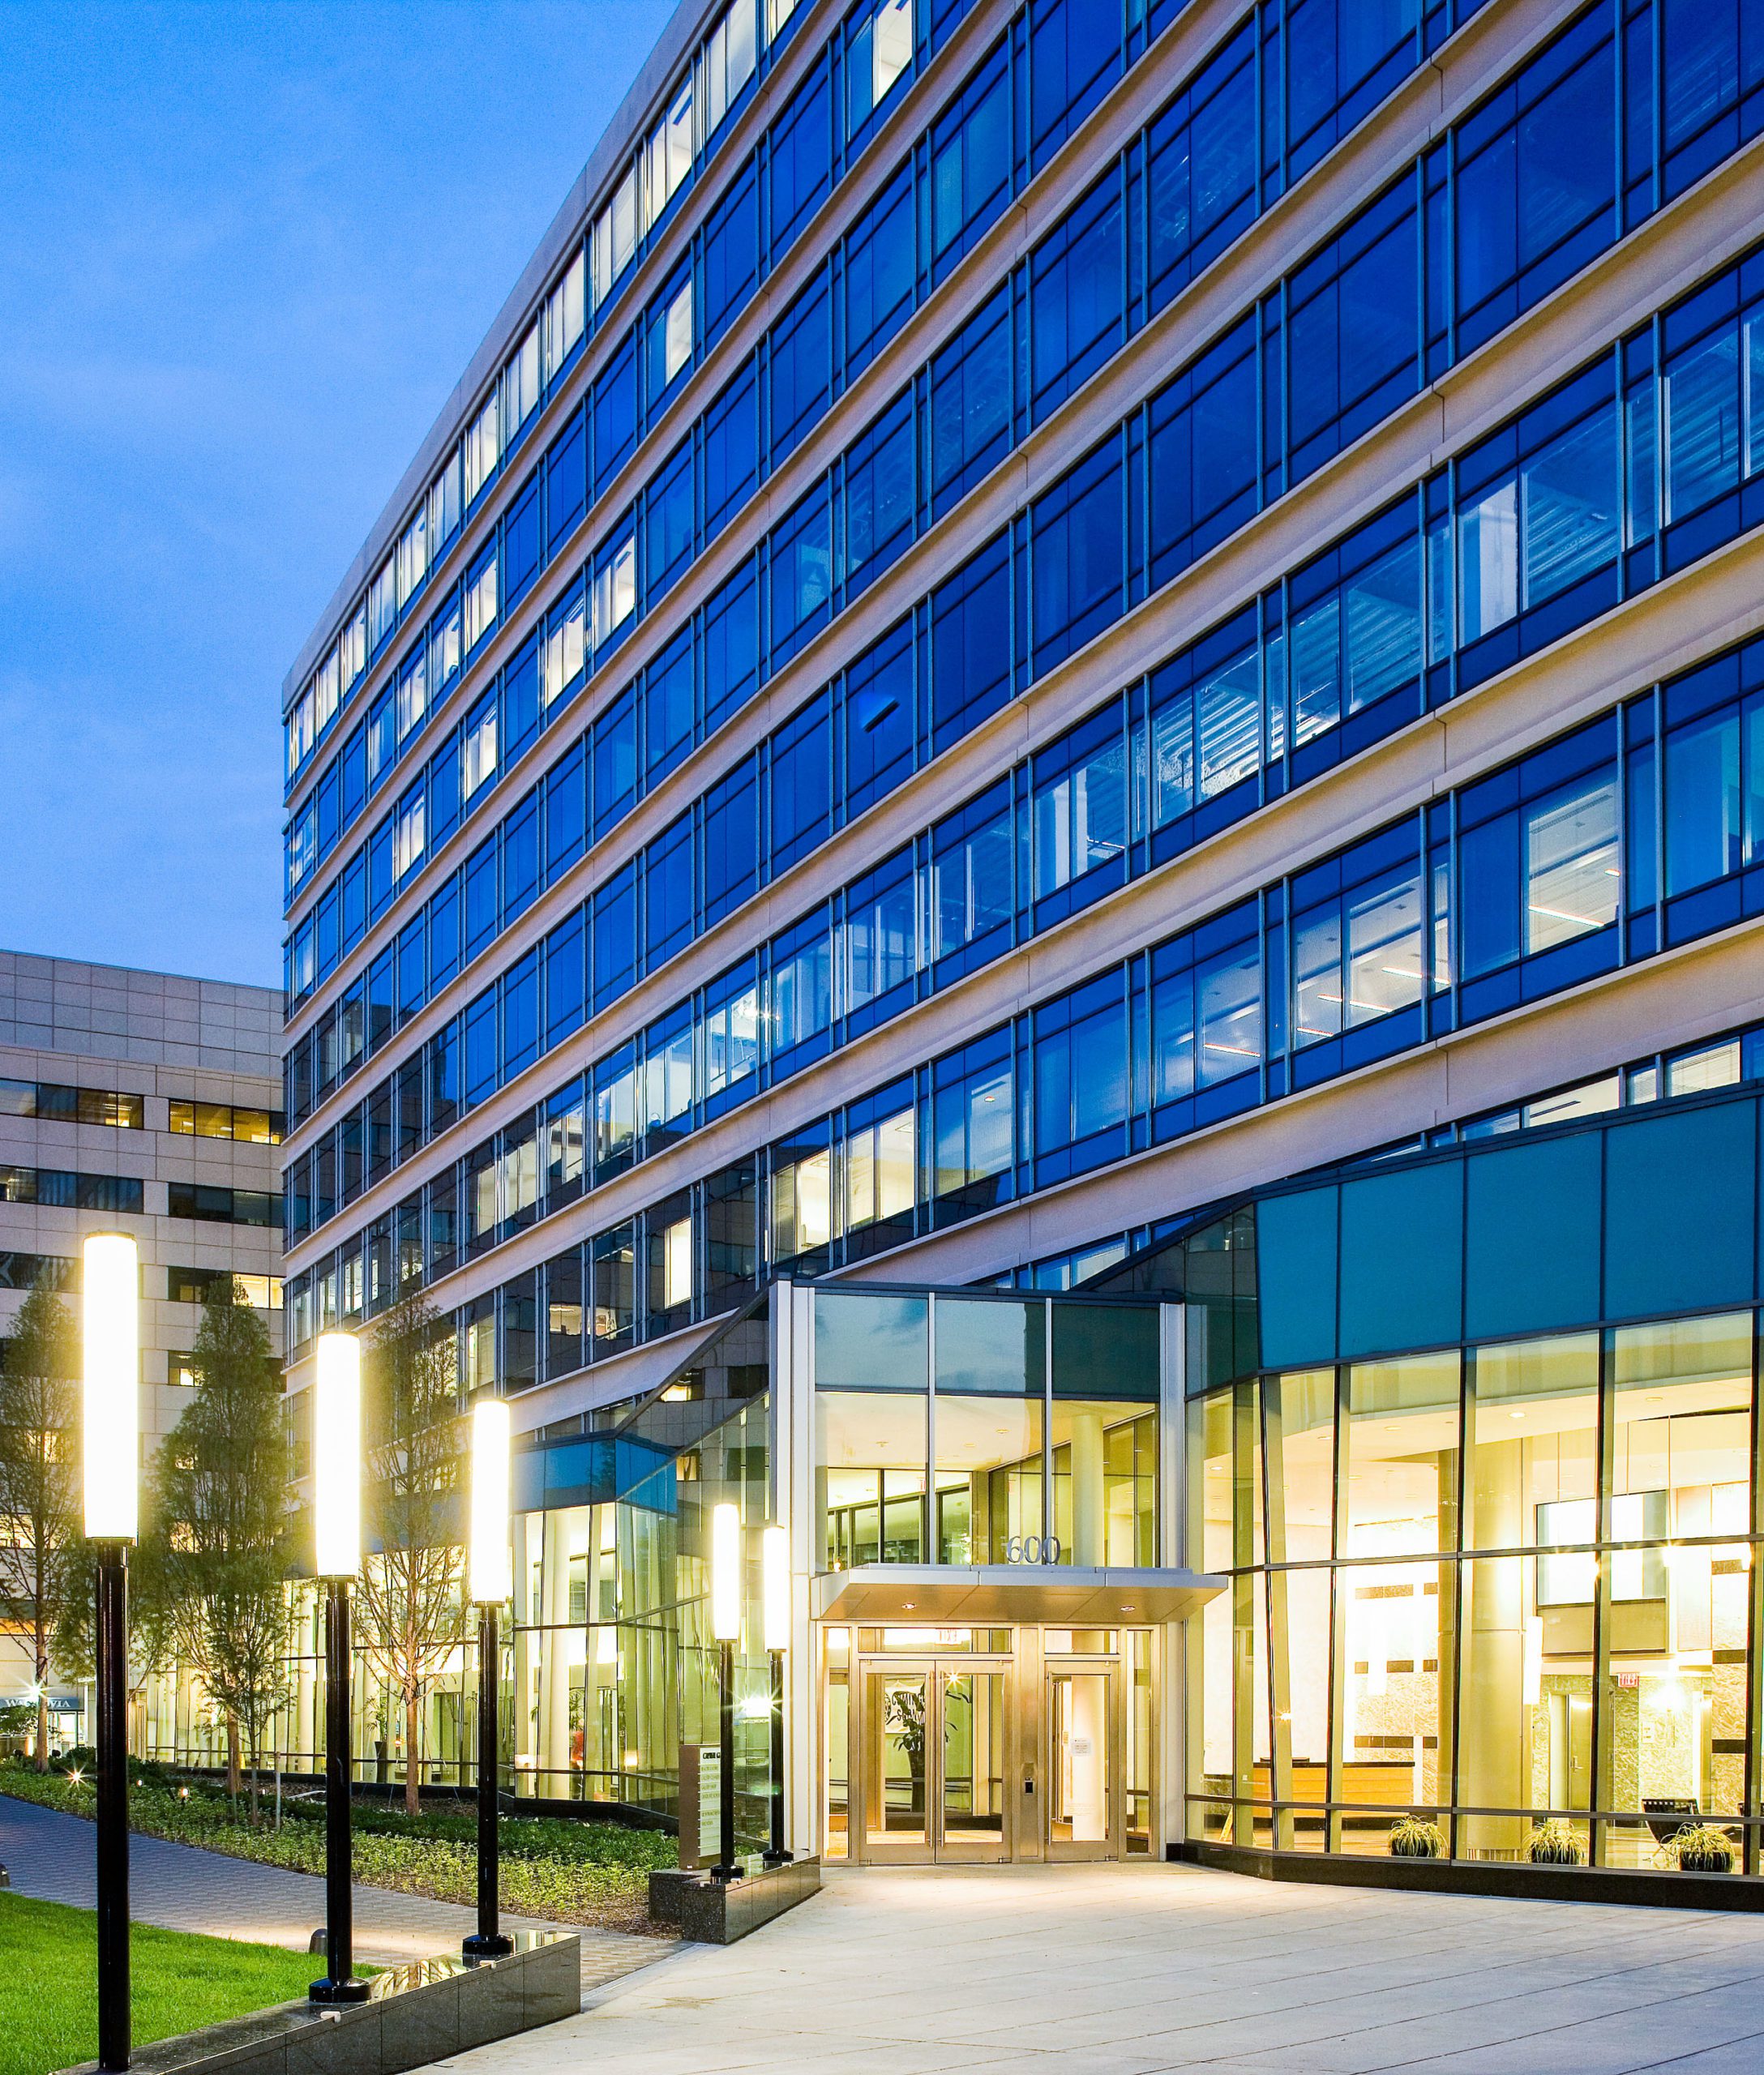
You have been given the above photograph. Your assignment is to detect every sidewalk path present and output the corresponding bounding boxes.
[0,1792,676,1996]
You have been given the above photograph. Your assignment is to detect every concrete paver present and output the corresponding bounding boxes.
[416,1861,1764,2075]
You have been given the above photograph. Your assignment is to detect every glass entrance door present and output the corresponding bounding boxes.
[1047,1665,1117,1859]
[859,1658,1011,1862]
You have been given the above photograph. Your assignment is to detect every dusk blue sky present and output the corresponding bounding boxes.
[0,2,657,987]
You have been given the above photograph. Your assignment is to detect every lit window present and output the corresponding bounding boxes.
[503,323,540,441]
[427,451,461,552]
[394,786,426,879]
[542,595,586,708]
[662,1215,693,1309]
[396,507,428,609]
[367,554,396,651]
[645,76,694,232]
[703,1,756,136]
[464,552,499,651]
[663,281,693,387]
[396,649,427,739]
[464,393,501,505]
[463,698,498,796]
[545,250,586,379]
[593,166,638,304]
[591,532,636,648]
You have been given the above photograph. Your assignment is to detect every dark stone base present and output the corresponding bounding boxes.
[1172,1840,1764,1911]
[55,1929,581,2075]
[649,1857,820,1942]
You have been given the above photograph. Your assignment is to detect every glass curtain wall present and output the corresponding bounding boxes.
[813,1287,1160,1570]
[1186,1311,1762,1874]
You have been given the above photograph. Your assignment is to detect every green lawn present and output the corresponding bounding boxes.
[0,1891,317,2075]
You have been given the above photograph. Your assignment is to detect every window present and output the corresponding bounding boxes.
[845,165,914,379]
[768,692,832,875]
[464,392,500,506]
[501,323,540,443]
[1031,439,1124,676]
[1,1081,143,1128]
[1032,973,1128,1186]
[703,962,760,1110]
[462,691,498,798]
[769,276,830,468]
[703,160,760,349]
[1454,11,1616,357]
[646,440,696,604]
[393,783,426,882]
[769,62,832,256]
[593,163,638,299]
[1147,316,1258,591]
[842,617,914,817]
[931,1029,1013,1221]
[769,488,833,667]
[1147,21,1256,315]
[842,848,916,1030]
[930,532,1010,751]
[168,1101,281,1144]
[644,75,694,233]
[463,543,498,651]
[931,781,1013,980]
[167,1183,276,1227]
[591,524,637,648]
[1032,706,1128,918]
[544,249,586,381]
[650,276,694,401]
[1286,180,1419,485]
[1291,828,1426,1059]
[1030,167,1124,426]
[703,0,757,140]
[929,40,1009,282]
[1029,0,1120,170]
[847,0,912,135]
[542,588,586,708]
[930,289,1011,519]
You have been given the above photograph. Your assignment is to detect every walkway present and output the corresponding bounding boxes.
[429,1861,1764,2074]
[0,1794,672,1996]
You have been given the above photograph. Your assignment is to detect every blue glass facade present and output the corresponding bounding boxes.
[275,0,1764,1887]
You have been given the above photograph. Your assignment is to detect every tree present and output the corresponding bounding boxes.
[139,1280,293,1811]
[354,1289,465,1815]
[0,1275,80,1771]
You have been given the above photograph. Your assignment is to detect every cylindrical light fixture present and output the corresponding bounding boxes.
[312,1332,362,1579]
[468,1397,512,1607]
[82,1232,138,2073]
[761,1524,791,1868]
[710,1502,743,1643]
[82,1233,139,1543]
[762,1525,790,1654]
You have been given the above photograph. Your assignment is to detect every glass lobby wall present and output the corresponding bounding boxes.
[1186,1310,1762,1873]
[813,1286,1161,1570]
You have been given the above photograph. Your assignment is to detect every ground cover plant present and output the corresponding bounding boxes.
[1,1759,674,1932]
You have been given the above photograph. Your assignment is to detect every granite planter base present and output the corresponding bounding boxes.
[57,1929,580,2075]
[649,1858,820,1942]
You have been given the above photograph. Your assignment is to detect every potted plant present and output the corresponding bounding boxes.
[1388,1815,1446,1859]
[1526,1821,1585,1865]
[1673,1825,1736,1873]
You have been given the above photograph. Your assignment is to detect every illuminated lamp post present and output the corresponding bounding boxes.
[310,1332,369,2004]
[462,1396,514,1961]
[83,1232,139,2073]
[709,1503,743,1881]
[761,1525,791,1868]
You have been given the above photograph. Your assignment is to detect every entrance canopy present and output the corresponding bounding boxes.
[814,1562,1222,1626]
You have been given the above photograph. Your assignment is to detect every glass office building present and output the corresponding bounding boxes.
[270,0,1764,1892]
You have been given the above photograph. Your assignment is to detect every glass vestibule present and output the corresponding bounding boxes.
[813,1288,1161,1572]
[1186,1310,1762,1872]
[827,1623,1149,1863]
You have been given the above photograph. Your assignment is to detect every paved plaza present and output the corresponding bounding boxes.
[433,1861,1764,2075]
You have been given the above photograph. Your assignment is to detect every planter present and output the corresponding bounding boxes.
[55,1932,580,2075]
[649,1857,820,1942]
[1527,1824,1586,1866]
[1387,1819,1445,1859]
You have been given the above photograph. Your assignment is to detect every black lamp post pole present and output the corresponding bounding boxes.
[710,1637,740,1881]
[310,1581,368,2004]
[463,1603,512,1959]
[94,1543,130,2074]
[763,1647,790,1867]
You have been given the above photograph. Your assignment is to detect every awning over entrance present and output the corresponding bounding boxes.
[811,1563,1225,1625]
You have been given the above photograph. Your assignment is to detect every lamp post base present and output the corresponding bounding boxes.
[308,1975,371,2006]
[708,1862,743,1883]
[761,1848,794,1868]
[462,1932,515,1962]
